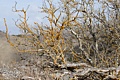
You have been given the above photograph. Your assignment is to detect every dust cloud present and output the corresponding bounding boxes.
[0,37,19,65]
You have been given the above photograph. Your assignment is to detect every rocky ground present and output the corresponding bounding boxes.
[0,31,71,80]
[0,31,120,80]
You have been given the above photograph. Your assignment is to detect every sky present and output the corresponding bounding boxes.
[0,0,46,34]
[0,0,100,35]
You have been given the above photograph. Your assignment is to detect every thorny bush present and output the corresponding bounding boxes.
[4,0,120,68]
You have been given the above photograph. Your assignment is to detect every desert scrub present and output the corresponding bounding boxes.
[4,0,120,79]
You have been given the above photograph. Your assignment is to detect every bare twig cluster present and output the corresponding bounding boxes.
[4,0,120,79]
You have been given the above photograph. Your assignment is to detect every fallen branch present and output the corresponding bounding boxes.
[53,63,120,79]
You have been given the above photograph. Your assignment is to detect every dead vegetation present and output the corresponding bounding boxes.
[3,0,120,79]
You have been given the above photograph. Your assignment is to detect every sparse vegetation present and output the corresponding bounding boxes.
[2,0,120,79]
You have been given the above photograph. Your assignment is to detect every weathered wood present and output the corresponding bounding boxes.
[54,63,120,79]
